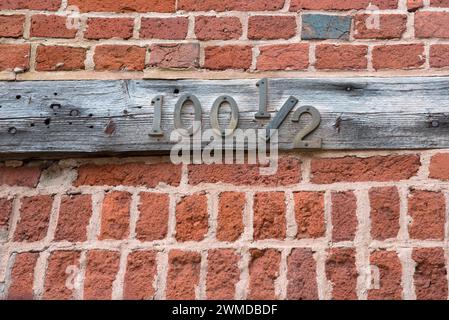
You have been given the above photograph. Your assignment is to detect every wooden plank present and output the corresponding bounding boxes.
[0,77,449,157]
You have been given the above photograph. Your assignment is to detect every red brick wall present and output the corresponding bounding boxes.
[2,0,449,300]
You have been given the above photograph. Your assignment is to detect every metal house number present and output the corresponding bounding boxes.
[149,78,322,149]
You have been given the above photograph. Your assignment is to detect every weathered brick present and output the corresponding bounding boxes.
[0,197,13,239]
[166,250,201,300]
[294,192,325,239]
[99,191,131,240]
[430,44,449,68]
[354,14,407,39]
[54,194,92,242]
[413,248,448,300]
[189,156,301,186]
[94,45,146,71]
[254,192,286,240]
[149,44,199,69]
[136,193,169,241]
[141,18,189,40]
[430,153,449,179]
[123,251,157,300]
[14,195,53,242]
[217,192,245,242]
[0,44,30,72]
[0,0,61,10]
[85,17,134,40]
[408,190,445,240]
[0,15,25,38]
[431,0,449,6]
[287,249,318,300]
[248,249,281,300]
[68,0,175,13]
[315,44,368,70]
[7,252,39,300]
[311,155,421,184]
[43,251,81,300]
[36,46,86,71]
[31,15,77,39]
[332,191,357,242]
[326,248,358,300]
[75,163,181,188]
[176,193,208,242]
[0,166,41,187]
[302,14,351,40]
[368,250,402,300]
[248,16,297,40]
[408,0,424,11]
[204,45,252,70]
[290,0,398,10]
[84,250,120,300]
[370,187,400,241]
[372,44,426,70]
[257,44,309,71]
[178,0,285,11]
[416,12,449,38]
[206,249,240,300]
[195,16,242,41]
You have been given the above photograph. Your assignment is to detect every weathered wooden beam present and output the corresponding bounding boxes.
[0,77,449,158]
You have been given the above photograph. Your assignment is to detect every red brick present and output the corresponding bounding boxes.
[195,16,242,41]
[7,252,39,300]
[0,166,40,187]
[123,251,157,300]
[354,14,407,39]
[178,0,285,11]
[370,187,400,241]
[254,192,286,240]
[99,191,131,240]
[189,156,301,186]
[68,0,175,12]
[248,249,281,300]
[413,248,448,300]
[36,46,86,71]
[257,44,309,71]
[75,163,181,188]
[0,15,25,38]
[85,17,134,40]
[315,44,368,70]
[176,193,208,242]
[294,192,325,239]
[206,249,240,300]
[149,44,199,69]
[54,194,92,242]
[43,251,81,300]
[290,0,398,10]
[326,248,358,300]
[368,250,402,300]
[141,18,189,40]
[14,195,53,242]
[136,193,169,241]
[0,198,13,230]
[408,0,424,10]
[311,155,421,184]
[0,44,30,72]
[94,45,146,71]
[332,191,357,242]
[84,250,120,300]
[217,192,245,242]
[248,16,297,40]
[31,15,77,39]
[431,0,449,6]
[166,250,201,300]
[430,153,449,179]
[287,248,318,300]
[372,44,425,70]
[204,45,252,70]
[416,12,449,38]
[0,0,61,10]
[430,44,449,68]
[408,190,445,240]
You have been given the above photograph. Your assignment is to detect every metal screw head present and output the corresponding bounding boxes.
[8,127,17,134]
[432,121,440,128]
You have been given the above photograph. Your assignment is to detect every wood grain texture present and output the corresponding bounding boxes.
[0,77,449,158]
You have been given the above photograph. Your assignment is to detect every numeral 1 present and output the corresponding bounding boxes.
[149,95,164,136]
[255,78,271,119]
